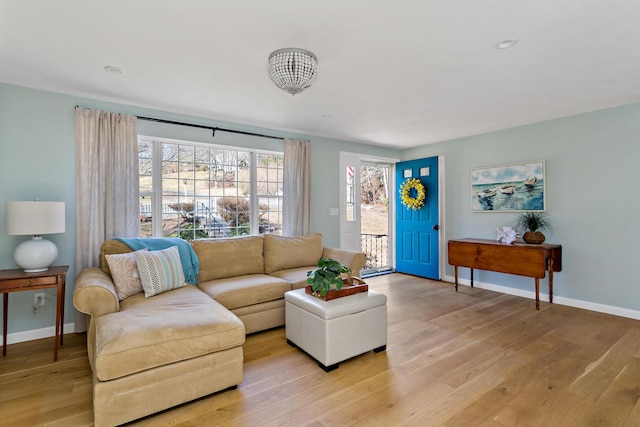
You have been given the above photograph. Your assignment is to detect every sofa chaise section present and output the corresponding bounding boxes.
[74,268,245,427]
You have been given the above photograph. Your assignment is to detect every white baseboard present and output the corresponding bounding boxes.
[1,322,76,347]
[442,274,640,320]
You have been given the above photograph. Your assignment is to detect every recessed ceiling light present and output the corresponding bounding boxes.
[104,65,124,75]
[496,38,518,49]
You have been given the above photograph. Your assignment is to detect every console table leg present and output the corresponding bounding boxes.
[454,266,459,292]
[470,269,474,288]
[535,278,540,310]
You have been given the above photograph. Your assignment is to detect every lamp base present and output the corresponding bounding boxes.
[14,236,59,273]
[23,267,50,273]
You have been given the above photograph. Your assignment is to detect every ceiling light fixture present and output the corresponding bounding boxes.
[496,39,518,49]
[268,48,318,95]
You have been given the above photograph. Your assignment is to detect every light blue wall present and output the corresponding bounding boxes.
[404,102,640,312]
[1,85,77,336]
[0,83,400,335]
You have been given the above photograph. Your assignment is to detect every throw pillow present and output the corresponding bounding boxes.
[105,249,147,301]
[135,246,186,297]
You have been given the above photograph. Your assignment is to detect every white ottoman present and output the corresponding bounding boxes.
[284,288,387,371]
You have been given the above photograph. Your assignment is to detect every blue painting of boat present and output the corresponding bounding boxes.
[471,160,545,212]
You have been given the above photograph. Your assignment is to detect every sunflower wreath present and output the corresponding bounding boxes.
[400,178,426,210]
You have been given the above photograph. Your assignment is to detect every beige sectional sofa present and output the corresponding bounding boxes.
[73,233,365,427]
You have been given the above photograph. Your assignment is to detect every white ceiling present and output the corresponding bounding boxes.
[1,1,639,149]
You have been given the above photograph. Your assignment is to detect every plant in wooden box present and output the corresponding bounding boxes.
[307,258,350,297]
[306,258,368,301]
[515,211,551,244]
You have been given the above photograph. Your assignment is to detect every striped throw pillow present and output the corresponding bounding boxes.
[135,246,186,297]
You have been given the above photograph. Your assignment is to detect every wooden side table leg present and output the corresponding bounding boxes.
[59,275,65,346]
[454,266,459,292]
[54,278,62,361]
[535,278,540,310]
[3,293,7,356]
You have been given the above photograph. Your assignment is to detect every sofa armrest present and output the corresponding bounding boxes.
[73,267,120,317]
[321,247,367,276]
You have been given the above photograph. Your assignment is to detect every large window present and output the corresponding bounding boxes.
[138,137,283,241]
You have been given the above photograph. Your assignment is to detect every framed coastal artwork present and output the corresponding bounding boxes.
[471,160,546,212]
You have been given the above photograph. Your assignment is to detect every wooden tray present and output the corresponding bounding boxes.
[305,277,368,301]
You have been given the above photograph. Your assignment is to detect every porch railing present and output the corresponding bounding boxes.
[361,233,388,269]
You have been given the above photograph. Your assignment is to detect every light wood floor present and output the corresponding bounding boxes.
[2,273,640,426]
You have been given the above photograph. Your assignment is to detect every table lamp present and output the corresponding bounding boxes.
[6,201,65,272]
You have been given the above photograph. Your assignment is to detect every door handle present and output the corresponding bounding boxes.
[432,224,440,231]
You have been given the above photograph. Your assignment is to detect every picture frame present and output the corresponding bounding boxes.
[471,160,545,212]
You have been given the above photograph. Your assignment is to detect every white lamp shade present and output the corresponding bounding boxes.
[6,201,65,235]
[6,201,65,272]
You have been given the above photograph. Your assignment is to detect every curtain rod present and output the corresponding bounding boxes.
[74,106,283,141]
[136,116,283,141]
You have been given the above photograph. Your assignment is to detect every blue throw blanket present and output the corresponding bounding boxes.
[115,237,200,284]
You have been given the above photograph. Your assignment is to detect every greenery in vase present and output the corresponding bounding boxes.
[514,211,551,233]
[306,258,351,297]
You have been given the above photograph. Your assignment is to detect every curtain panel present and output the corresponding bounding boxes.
[283,139,311,236]
[74,107,139,331]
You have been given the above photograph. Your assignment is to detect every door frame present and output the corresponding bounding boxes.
[437,155,445,280]
[339,151,400,269]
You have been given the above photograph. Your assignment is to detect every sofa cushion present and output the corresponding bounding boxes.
[198,274,291,310]
[193,236,264,281]
[263,233,323,274]
[95,285,245,381]
[135,246,186,297]
[269,266,317,290]
[100,240,133,275]
[105,249,146,301]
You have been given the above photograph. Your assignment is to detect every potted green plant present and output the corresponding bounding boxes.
[515,211,551,244]
[306,258,351,297]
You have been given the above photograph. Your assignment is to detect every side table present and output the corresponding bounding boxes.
[0,265,68,361]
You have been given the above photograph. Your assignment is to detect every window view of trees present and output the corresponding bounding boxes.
[138,138,283,241]
[361,166,389,207]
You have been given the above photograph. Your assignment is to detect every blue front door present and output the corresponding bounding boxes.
[395,157,439,278]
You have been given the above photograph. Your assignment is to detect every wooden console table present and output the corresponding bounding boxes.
[448,239,561,310]
[0,266,68,361]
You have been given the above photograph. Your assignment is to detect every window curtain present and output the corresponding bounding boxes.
[283,139,311,236]
[74,107,139,332]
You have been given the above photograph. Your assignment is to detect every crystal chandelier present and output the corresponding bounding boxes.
[268,48,318,95]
